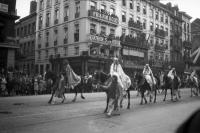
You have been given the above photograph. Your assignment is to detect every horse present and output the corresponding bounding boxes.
[135,73,159,104]
[162,74,181,101]
[46,70,92,104]
[93,71,131,113]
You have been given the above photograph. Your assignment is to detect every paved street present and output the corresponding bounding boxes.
[0,89,199,133]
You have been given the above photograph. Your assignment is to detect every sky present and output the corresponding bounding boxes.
[16,0,200,21]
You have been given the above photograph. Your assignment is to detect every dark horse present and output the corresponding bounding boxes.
[135,73,159,104]
[45,70,86,104]
[162,74,181,101]
[93,71,131,113]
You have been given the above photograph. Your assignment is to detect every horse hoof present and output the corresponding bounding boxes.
[127,106,130,109]
[81,96,85,99]
[72,99,76,102]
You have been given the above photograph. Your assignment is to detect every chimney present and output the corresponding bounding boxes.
[29,0,37,14]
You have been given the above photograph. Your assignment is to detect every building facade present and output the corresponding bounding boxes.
[180,12,192,71]
[191,18,200,70]
[35,0,191,76]
[0,0,19,72]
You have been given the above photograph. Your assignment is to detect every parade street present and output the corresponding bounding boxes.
[0,89,199,133]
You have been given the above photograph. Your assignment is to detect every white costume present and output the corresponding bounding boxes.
[167,68,176,80]
[142,64,156,86]
[190,70,199,87]
[65,64,81,89]
[110,58,131,91]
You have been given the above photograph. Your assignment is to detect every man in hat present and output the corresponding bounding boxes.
[167,67,176,80]
[143,64,156,88]
[190,69,199,88]
[110,57,131,91]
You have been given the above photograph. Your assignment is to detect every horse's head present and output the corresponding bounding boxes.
[92,71,110,84]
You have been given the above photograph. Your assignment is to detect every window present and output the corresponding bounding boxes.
[54,48,58,55]
[90,1,97,10]
[100,26,106,35]
[64,6,69,21]
[122,11,126,22]
[137,3,140,12]
[122,0,126,6]
[75,1,80,18]
[38,51,41,59]
[165,16,168,24]
[130,14,134,20]
[32,22,35,34]
[54,9,59,23]
[24,26,27,36]
[122,28,126,35]
[39,15,42,29]
[150,8,154,18]
[150,22,154,31]
[130,0,133,9]
[161,26,164,30]
[143,5,146,15]
[156,24,159,29]
[110,28,115,36]
[74,24,79,42]
[64,27,68,44]
[155,11,159,20]
[137,16,140,23]
[165,28,168,36]
[64,47,68,56]
[143,19,146,29]
[90,23,96,34]
[46,0,51,7]
[28,24,31,35]
[46,13,50,27]
[45,50,49,58]
[101,4,106,11]
[74,46,79,55]
[40,0,44,10]
[161,13,164,22]
[110,8,115,15]
[55,0,60,4]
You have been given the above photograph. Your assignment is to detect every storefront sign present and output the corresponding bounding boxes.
[88,34,120,47]
[0,3,8,13]
[123,49,144,57]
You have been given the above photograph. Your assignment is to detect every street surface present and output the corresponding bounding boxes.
[0,88,199,133]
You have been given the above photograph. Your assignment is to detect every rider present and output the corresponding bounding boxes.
[63,59,81,89]
[190,69,199,87]
[142,64,156,88]
[167,67,177,80]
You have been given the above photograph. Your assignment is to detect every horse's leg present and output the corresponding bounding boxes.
[61,93,66,103]
[48,89,55,104]
[72,88,77,102]
[171,88,173,101]
[127,90,130,109]
[154,87,157,103]
[163,88,167,101]
[140,91,144,105]
[191,87,193,97]
[104,93,109,113]
[80,86,85,99]
[144,94,147,104]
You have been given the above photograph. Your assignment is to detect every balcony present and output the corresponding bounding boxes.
[128,19,143,31]
[155,28,166,38]
[88,9,119,26]
[183,41,192,49]
[154,44,166,51]
[54,19,58,25]
[64,16,68,21]
[75,12,80,18]
[120,34,148,49]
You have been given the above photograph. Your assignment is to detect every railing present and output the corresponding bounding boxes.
[154,44,166,51]
[64,16,68,21]
[120,34,148,49]
[88,9,119,25]
[155,28,166,38]
[128,19,143,30]
[54,19,58,24]
[183,41,192,49]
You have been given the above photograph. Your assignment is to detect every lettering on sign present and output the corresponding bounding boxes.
[89,34,120,47]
